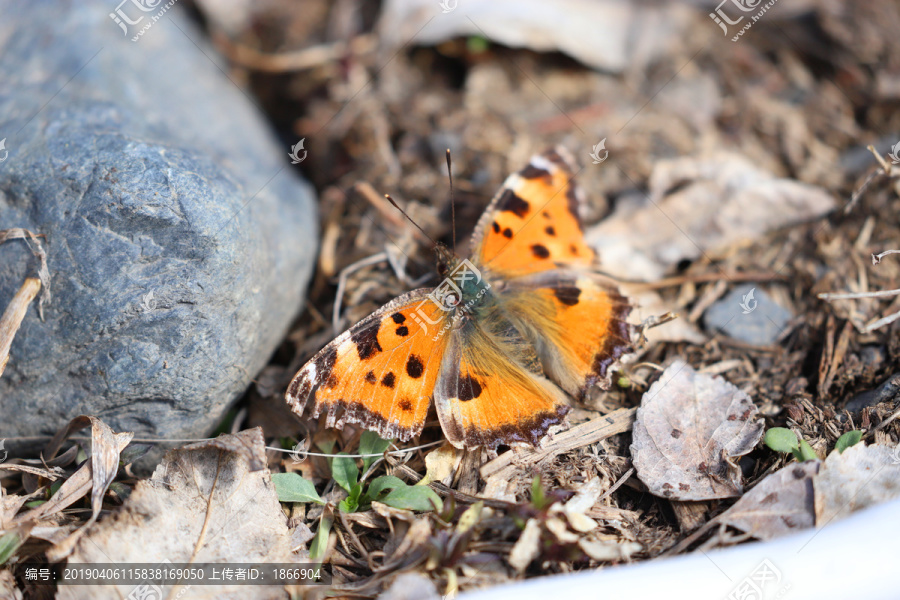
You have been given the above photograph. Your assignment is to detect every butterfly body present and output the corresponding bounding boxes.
[287,147,633,449]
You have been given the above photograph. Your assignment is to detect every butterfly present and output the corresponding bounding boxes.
[286,147,633,449]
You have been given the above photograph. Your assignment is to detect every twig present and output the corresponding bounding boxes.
[872,249,900,265]
[480,408,636,480]
[0,277,41,378]
[212,31,377,73]
[818,288,900,301]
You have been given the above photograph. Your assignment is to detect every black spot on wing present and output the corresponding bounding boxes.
[399,399,414,412]
[520,164,551,180]
[458,375,483,402]
[531,244,550,259]
[492,221,500,233]
[502,227,513,239]
[391,312,406,324]
[365,371,377,384]
[498,189,530,218]
[554,286,581,306]
[545,225,556,236]
[351,324,382,360]
[381,372,396,388]
[406,355,424,378]
[395,326,409,337]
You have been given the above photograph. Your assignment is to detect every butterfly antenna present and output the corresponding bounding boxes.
[446,149,456,253]
[384,194,437,247]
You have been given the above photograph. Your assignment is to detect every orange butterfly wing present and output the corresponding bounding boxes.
[470,147,595,276]
[502,271,633,398]
[434,309,569,449]
[286,291,449,442]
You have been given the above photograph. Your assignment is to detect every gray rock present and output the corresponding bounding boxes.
[704,285,792,346]
[0,0,317,443]
[845,373,900,413]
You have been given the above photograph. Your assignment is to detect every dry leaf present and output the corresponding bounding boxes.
[59,428,297,600]
[420,443,461,486]
[587,153,836,281]
[631,360,765,500]
[14,416,132,551]
[717,461,820,540]
[814,443,900,526]
[508,518,542,573]
[577,539,642,562]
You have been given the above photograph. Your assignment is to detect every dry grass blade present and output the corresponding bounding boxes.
[0,277,40,378]
[480,408,636,480]
[0,228,51,319]
[12,416,132,558]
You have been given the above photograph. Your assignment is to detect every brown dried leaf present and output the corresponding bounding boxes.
[814,443,900,526]
[509,518,542,573]
[587,153,836,281]
[717,461,820,540]
[631,360,765,500]
[59,428,296,600]
[15,417,131,530]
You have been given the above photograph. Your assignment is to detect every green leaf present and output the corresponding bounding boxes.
[366,475,407,501]
[331,453,359,492]
[339,484,363,513]
[380,485,443,512]
[309,513,333,561]
[359,432,392,472]
[0,530,24,565]
[793,439,819,462]
[764,427,799,453]
[835,430,863,453]
[271,473,325,504]
[531,475,548,509]
[466,35,489,54]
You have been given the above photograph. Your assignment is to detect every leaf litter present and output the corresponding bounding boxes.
[4,0,900,598]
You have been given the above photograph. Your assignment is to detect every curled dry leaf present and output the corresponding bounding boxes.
[631,360,765,501]
[13,416,132,562]
[420,443,461,486]
[717,461,820,540]
[58,428,297,600]
[814,443,900,527]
